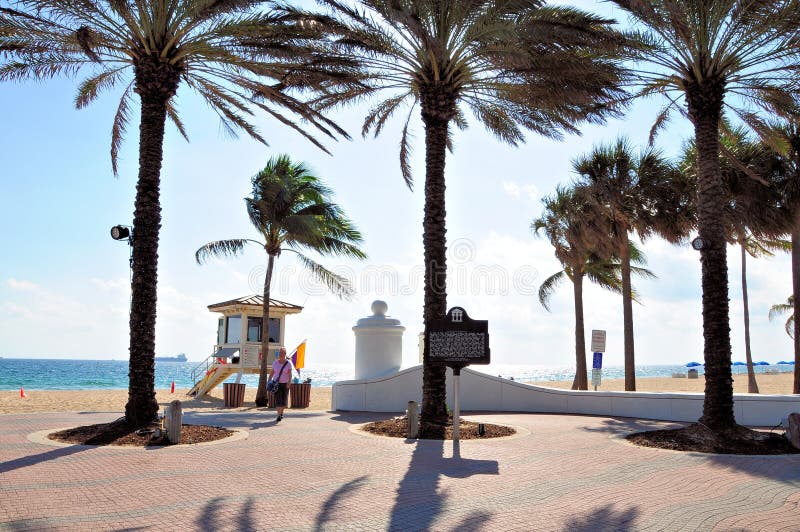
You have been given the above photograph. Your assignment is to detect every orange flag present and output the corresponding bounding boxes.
[20,387,27,398]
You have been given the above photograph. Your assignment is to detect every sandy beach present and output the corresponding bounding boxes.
[1,372,796,415]
[527,372,796,394]
[0,386,333,415]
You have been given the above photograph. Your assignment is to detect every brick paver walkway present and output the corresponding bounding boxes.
[1,410,799,531]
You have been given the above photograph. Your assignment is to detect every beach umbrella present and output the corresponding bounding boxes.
[685,361,702,367]
[755,361,770,365]
[777,361,793,365]
[732,361,746,366]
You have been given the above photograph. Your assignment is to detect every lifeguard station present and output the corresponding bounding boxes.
[189,295,303,398]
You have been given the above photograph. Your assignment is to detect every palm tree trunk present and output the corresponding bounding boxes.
[793,221,800,394]
[418,95,453,439]
[621,239,635,391]
[572,271,588,390]
[124,95,168,427]
[255,253,276,407]
[740,240,759,393]
[688,90,736,431]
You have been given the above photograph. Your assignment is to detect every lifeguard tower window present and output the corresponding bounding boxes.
[226,315,242,343]
[246,317,281,343]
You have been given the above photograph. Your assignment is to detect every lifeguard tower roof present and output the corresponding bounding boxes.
[207,295,303,313]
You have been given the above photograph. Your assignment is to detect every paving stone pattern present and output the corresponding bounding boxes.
[1,411,799,531]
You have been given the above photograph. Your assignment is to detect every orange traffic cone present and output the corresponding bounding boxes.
[170,381,175,394]
[20,387,27,398]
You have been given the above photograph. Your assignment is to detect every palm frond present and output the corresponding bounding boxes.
[292,250,355,300]
[195,238,258,264]
[537,270,566,312]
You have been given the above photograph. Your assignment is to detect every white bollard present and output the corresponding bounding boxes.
[407,401,419,439]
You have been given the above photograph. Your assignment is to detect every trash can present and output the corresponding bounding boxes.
[223,382,246,407]
[290,382,311,408]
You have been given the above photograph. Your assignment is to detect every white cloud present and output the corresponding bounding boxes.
[501,181,540,202]
[502,181,521,199]
[7,278,40,291]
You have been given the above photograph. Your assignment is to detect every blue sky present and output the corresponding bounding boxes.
[0,0,793,369]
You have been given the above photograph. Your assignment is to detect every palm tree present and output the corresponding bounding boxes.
[533,186,654,390]
[769,295,796,338]
[682,129,787,393]
[612,0,800,433]
[573,139,690,391]
[0,1,350,426]
[196,155,366,406]
[768,121,800,393]
[303,0,628,438]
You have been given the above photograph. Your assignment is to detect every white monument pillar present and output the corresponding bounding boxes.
[353,300,405,380]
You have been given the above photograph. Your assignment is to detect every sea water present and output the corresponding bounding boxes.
[0,357,789,391]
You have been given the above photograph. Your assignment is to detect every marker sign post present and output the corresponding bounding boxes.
[425,307,490,442]
[590,330,606,391]
[591,352,603,390]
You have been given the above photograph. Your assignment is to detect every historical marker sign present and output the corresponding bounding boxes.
[425,307,490,368]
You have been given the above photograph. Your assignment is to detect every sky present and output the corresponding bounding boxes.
[0,1,793,370]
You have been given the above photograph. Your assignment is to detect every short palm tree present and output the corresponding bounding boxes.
[196,155,366,406]
[769,296,796,339]
[533,186,655,390]
[303,0,628,438]
[573,139,689,391]
[0,0,350,426]
[612,0,800,433]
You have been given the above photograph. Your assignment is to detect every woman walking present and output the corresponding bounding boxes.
[271,348,294,422]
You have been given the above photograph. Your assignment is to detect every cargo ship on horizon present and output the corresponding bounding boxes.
[154,353,187,363]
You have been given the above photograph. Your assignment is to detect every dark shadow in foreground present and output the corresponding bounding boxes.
[388,438,498,530]
[565,504,640,531]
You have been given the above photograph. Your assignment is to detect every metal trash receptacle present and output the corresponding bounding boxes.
[290,383,311,408]
[223,382,246,407]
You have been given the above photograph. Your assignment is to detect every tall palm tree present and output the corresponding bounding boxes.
[682,129,787,393]
[196,155,366,406]
[612,0,800,433]
[302,0,628,438]
[534,186,654,390]
[768,121,800,393]
[0,0,350,426]
[573,139,690,391]
[769,295,796,338]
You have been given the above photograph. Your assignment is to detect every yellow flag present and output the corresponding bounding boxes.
[291,339,306,369]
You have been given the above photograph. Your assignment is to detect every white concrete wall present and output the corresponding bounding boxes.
[331,365,800,427]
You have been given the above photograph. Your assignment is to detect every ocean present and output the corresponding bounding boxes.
[0,358,791,391]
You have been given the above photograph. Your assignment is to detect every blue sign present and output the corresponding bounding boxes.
[592,352,603,369]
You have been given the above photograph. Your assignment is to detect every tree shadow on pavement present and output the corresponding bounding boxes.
[387,439,498,530]
[196,496,256,531]
[579,417,685,435]
[314,476,369,531]
[703,451,800,481]
[584,418,800,482]
[564,504,639,531]
[0,445,88,474]
[182,410,325,431]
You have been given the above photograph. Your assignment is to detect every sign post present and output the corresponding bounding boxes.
[425,307,490,444]
[590,330,606,391]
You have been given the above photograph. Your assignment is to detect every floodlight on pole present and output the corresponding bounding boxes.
[110,225,131,241]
